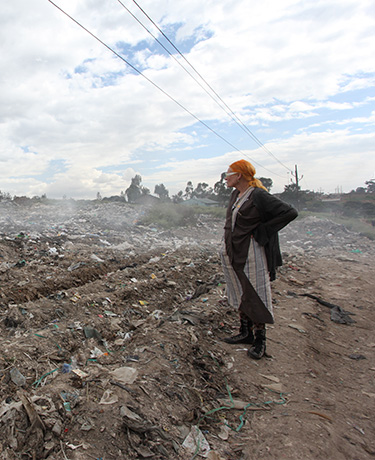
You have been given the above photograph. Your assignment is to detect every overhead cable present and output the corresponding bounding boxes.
[129,0,292,173]
[47,0,285,177]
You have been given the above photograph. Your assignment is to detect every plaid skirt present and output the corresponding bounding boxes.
[220,237,274,321]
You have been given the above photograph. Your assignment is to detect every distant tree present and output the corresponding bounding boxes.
[0,190,12,201]
[279,183,307,209]
[172,190,184,203]
[365,180,375,193]
[192,182,213,199]
[258,177,273,192]
[283,183,300,193]
[214,172,232,207]
[154,183,169,201]
[125,175,150,202]
[184,181,193,200]
[125,175,142,203]
[141,186,150,196]
[96,192,102,201]
[355,187,366,194]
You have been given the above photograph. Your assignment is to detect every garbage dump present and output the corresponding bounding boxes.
[0,200,374,460]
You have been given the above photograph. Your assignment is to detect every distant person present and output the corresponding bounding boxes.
[220,159,298,359]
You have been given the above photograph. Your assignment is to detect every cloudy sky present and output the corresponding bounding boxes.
[1,0,374,199]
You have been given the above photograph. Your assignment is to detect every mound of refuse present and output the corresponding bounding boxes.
[0,201,374,460]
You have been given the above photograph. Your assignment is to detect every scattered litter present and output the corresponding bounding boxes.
[259,374,280,383]
[182,425,211,457]
[68,261,85,272]
[261,382,284,393]
[150,309,163,319]
[217,422,230,440]
[109,366,138,385]
[217,398,262,410]
[91,254,104,262]
[84,326,103,343]
[349,354,366,360]
[66,443,84,450]
[307,411,332,421]
[90,347,108,358]
[0,202,373,459]
[288,323,306,333]
[10,368,26,387]
[72,369,89,379]
[104,310,117,317]
[352,424,365,435]
[99,390,118,405]
[120,405,143,421]
[331,305,356,324]
[70,293,81,303]
[301,293,356,324]
[61,363,72,373]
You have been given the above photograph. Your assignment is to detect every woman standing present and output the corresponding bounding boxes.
[220,160,298,359]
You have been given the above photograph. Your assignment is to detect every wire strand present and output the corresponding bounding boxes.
[129,0,292,172]
[47,0,286,178]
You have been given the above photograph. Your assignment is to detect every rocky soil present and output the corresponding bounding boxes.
[0,200,374,460]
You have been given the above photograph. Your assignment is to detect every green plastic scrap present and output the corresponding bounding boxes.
[32,368,59,388]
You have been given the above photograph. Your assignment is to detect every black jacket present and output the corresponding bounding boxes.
[225,188,298,280]
[252,188,298,280]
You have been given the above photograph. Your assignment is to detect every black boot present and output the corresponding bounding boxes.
[223,318,254,344]
[247,329,266,359]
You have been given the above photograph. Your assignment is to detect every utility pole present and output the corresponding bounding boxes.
[291,165,303,210]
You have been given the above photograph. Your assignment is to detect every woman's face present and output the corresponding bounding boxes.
[224,168,239,188]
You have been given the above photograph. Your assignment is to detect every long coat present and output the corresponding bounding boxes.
[224,187,298,323]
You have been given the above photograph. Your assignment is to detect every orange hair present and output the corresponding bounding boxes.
[230,159,267,190]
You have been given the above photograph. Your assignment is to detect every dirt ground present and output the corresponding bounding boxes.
[0,200,374,460]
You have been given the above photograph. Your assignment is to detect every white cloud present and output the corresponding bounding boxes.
[0,0,374,199]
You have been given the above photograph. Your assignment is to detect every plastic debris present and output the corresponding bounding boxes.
[109,366,138,385]
[349,354,366,360]
[99,390,119,405]
[61,363,72,374]
[70,293,81,303]
[10,368,26,387]
[84,327,103,343]
[182,425,211,457]
[72,369,89,379]
[91,254,104,262]
[90,347,108,358]
[68,261,85,272]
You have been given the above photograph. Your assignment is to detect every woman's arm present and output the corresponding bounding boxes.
[252,190,298,246]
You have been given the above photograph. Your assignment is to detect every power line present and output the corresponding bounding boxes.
[116,0,240,129]
[47,0,286,178]
[129,0,292,173]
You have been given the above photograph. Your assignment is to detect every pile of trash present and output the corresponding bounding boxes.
[0,200,374,460]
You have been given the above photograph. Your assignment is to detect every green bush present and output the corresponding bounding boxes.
[139,203,198,229]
